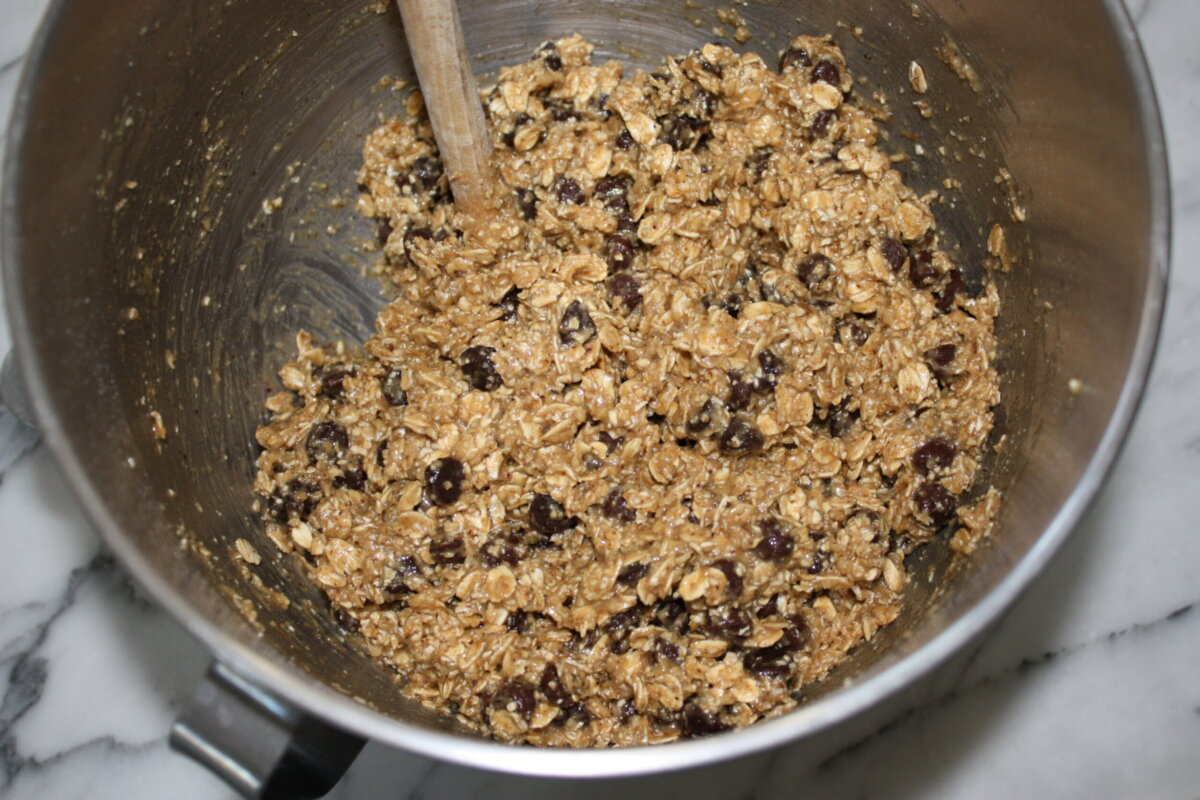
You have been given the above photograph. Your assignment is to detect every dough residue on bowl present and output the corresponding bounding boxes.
[253,34,1001,746]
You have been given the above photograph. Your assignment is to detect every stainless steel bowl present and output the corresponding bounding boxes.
[2,0,1168,793]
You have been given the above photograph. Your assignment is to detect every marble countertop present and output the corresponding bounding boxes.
[1,0,1197,797]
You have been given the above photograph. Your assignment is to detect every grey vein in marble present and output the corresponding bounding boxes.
[0,556,110,789]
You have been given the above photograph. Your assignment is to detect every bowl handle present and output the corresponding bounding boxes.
[171,661,365,799]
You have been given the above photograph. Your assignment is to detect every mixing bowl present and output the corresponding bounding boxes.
[1,0,1168,796]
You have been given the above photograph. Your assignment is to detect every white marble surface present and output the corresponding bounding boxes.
[1,0,1198,797]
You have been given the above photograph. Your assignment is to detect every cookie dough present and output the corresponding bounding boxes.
[254,34,1001,746]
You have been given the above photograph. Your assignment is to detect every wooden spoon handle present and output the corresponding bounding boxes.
[395,0,497,218]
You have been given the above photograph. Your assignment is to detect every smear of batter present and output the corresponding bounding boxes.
[254,35,1000,746]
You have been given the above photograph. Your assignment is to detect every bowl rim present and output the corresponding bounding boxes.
[1,0,1171,779]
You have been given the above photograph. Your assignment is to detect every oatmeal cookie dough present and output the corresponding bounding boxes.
[254,35,1001,746]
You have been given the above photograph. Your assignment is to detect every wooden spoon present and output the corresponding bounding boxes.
[395,0,498,219]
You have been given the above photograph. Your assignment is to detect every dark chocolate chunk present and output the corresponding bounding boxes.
[753,519,795,562]
[380,369,408,406]
[305,421,348,462]
[424,457,465,506]
[718,416,764,454]
[459,345,503,391]
[529,493,579,535]
[602,489,637,523]
[913,482,957,528]
[558,300,597,346]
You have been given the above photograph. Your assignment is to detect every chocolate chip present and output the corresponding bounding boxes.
[529,493,579,535]
[681,701,730,738]
[515,187,537,221]
[333,465,367,491]
[506,609,529,632]
[558,300,597,346]
[501,113,535,148]
[606,607,641,634]
[305,421,348,462]
[881,238,908,272]
[333,607,360,633]
[686,399,720,434]
[479,531,521,567]
[402,225,433,265]
[383,556,421,595]
[557,702,593,728]
[424,457,465,506]
[811,59,840,85]
[757,350,784,391]
[593,175,631,211]
[925,343,958,371]
[737,149,771,182]
[706,607,752,641]
[710,558,743,597]
[607,273,642,310]
[838,320,869,348]
[544,97,581,122]
[602,489,637,523]
[459,345,502,391]
[319,367,352,400]
[653,597,689,634]
[615,212,639,237]
[410,156,444,190]
[742,646,790,679]
[807,553,824,575]
[615,128,634,150]
[494,680,536,721]
[598,431,623,455]
[914,482,957,528]
[810,109,835,137]
[554,175,584,204]
[797,253,835,293]
[742,617,808,679]
[693,88,715,118]
[822,402,858,438]
[756,594,780,619]
[264,490,288,523]
[605,606,643,653]
[617,561,649,586]
[430,536,466,565]
[593,92,611,118]
[654,638,681,663]
[599,234,633,274]
[658,114,707,151]
[717,292,743,318]
[496,286,521,321]
[718,416,764,454]
[726,370,754,411]
[270,478,321,523]
[935,269,966,314]
[753,519,794,561]
[779,46,812,72]
[380,369,408,406]
[912,438,957,475]
[540,664,572,707]
[699,195,721,207]
[540,43,563,72]
[908,251,939,288]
